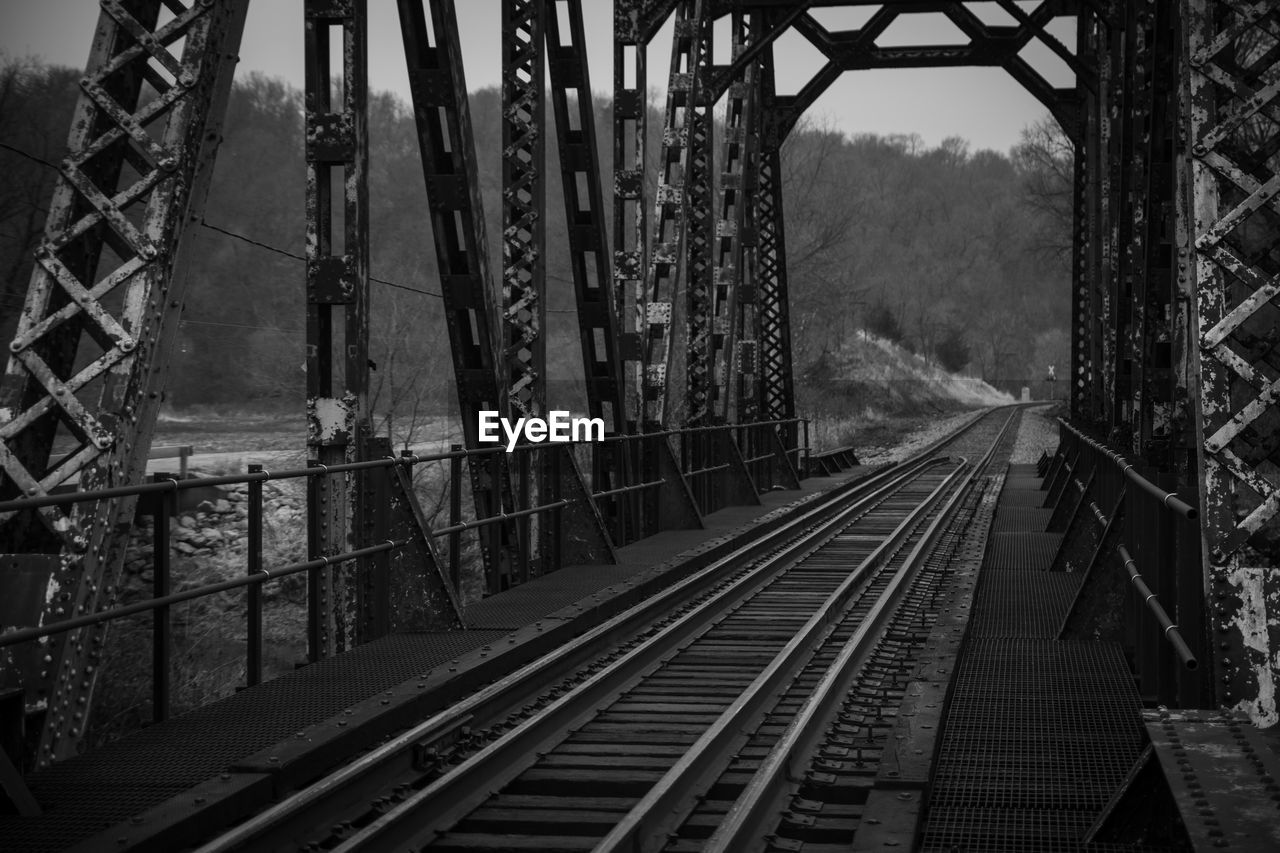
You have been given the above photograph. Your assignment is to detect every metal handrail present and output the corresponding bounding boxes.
[1118,544,1197,670]
[1056,418,1196,519]
[0,417,809,514]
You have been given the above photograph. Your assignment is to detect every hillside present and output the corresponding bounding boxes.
[799,330,1012,454]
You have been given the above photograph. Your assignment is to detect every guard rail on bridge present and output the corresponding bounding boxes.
[0,419,828,729]
[1047,419,1205,709]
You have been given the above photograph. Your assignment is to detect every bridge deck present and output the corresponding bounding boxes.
[0,466,874,853]
[1,429,1198,852]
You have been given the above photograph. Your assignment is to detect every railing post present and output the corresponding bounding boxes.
[150,474,173,724]
[517,447,531,585]
[1172,479,1206,708]
[305,461,323,663]
[246,464,264,688]
[548,444,563,574]
[449,445,463,601]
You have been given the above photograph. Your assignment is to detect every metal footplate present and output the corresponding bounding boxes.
[1143,709,1280,852]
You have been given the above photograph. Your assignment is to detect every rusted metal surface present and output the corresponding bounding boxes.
[635,0,710,428]
[0,0,248,765]
[304,0,370,659]
[613,0,681,420]
[1183,0,1280,727]
[502,0,547,420]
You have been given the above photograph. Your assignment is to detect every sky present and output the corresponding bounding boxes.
[0,0,1075,154]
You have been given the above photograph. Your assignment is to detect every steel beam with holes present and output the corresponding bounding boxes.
[1182,0,1280,727]
[0,0,249,765]
[303,0,370,660]
[396,0,518,592]
[1071,8,1098,423]
[709,13,760,425]
[546,0,627,435]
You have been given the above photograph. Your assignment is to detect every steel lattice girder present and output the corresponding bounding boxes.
[396,0,518,593]
[502,0,547,419]
[634,0,711,428]
[1182,0,1280,727]
[0,0,249,765]
[303,0,370,660]
[710,14,762,424]
[684,12,717,428]
[755,48,795,431]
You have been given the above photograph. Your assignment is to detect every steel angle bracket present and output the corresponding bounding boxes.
[548,443,617,569]
[651,435,703,532]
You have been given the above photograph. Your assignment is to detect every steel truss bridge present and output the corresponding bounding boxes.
[0,0,1278,850]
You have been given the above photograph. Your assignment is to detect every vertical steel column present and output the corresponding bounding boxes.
[1135,0,1180,465]
[635,0,710,429]
[0,0,248,766]
[546,0,626,434]
[1124,2,1155,453]
[683,9,716,427]
[1182,0,1280,727]
[1100,13,1124,430]
[502,0,546,419]
[397,0,516,592]
[304,0,369,657]
[709,14,761,424]
[1071,10,1096,422]
[1087,12,1110,425]
[755,46,796,439]
[1113,2,1137,434]
[614,4,651,425]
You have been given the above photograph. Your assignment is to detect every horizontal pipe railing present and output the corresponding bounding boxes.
[0,536,413,649]
[1053,418,1203,707]
[0,418,809,515]
[0,417,819,663]
[1057,418,1196,519]
[1118,544,1197,670]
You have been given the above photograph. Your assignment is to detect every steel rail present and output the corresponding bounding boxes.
[704,408,1020,852]
[324,463,958,852]
[194,435,970,852]
[591,462,968,853]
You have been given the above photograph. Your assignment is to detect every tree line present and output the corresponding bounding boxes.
[0,57,1072,430]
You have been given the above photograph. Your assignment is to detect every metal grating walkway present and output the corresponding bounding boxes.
[923,640,1147,852]
[922,465,1157,852]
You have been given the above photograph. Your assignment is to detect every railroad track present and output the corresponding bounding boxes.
[198,407,1021,853]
